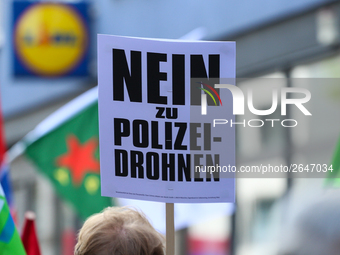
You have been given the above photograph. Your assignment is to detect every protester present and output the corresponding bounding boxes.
[74,206,165,255]
[279,192,340,255]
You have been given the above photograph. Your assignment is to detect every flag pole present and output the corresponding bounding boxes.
[166,203,175,255]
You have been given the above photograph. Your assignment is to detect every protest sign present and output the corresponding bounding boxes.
[98,35,235,203]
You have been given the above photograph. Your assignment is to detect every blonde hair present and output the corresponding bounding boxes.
[75,207,165,255]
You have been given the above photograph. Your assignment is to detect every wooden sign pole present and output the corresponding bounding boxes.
[166,203,175,255]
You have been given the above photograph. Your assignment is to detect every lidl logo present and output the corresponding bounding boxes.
[13,2,89,76]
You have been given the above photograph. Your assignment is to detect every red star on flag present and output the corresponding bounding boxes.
[56,135,100,186]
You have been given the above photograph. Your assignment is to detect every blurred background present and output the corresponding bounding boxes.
[1,0,340,255]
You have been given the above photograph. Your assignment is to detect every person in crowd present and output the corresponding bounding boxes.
[279,192,340,255]
[74,206,165,255]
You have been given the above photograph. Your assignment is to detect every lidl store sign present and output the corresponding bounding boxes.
[13,2,89,77]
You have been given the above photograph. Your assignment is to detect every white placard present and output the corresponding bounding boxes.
[98,34,235,203]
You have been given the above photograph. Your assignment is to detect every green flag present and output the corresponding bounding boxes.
[326,135,340,186]
[0,184,26,255]
[21,88,112,220]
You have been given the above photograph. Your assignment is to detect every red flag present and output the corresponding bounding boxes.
[62,229,77,255]
[0,96,16,221]
[21,211,42,255]
[0,98,6,163]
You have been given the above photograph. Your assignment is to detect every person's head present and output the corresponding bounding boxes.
[279,192,340,255]
[74,206,165,255]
